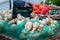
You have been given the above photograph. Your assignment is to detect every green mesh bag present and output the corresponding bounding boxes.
[44,23,59,37]
[2,16,5,20]
[31,19,41,25]
[0,21,4,34]
[31,19,38,23]
[0,19,59,40]
[16,21,26,38]
[57,22,60,28]
[19,28,46,40]
[29,32,43,40]
[19,20,59,40]
[19,28,30,39]
[3,21,10,36]
[9,24,18,38]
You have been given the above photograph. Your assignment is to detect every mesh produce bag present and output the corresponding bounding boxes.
[0,21,4,34]
[16,21,26,38]
[3,21,10,36]
[0,15,59,40]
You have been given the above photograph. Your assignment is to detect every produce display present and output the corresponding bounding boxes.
[45,0,60,6]
[50,10,60,15]
[33,4,52,15]
[0,9,59,40]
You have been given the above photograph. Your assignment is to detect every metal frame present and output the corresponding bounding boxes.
[9,0,11,9]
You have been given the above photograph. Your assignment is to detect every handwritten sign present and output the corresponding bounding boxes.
[13,7,32,19]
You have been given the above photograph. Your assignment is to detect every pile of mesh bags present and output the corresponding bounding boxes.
[0,10,59,40]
